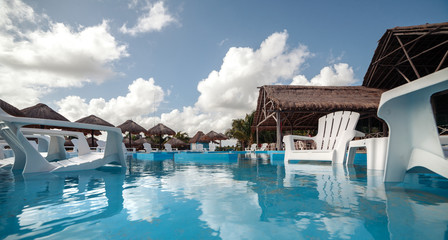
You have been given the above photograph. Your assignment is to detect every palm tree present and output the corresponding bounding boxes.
[173,131,190,142]
[226,112,254,150]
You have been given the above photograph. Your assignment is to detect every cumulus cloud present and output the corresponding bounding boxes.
[290,63,358,86]
[56,78,164,125]
[0,0,128,108]
[120,1,175,36]
[195,30,311,117]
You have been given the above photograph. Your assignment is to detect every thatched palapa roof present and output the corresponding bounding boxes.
[253,85,385,131]
[189,131,206,143]
[117,120,147,134]
[147,123,175,136]
[363,22,448,89]
[0,99,25,117]
[21,103,69,121]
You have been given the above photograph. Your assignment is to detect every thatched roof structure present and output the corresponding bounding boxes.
[76,115,114,127]
[363,22,448,89]
[189,131,206,143]
[21,103,69,121]
[205,131,227,141]
[0,99,25,117]
[166,138,187,147]
[117,120,147,134]
[147,123,175,136]
[253,85,385,131]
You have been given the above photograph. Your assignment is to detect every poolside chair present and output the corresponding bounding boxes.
[143,143,158,153]
[283,111,364,164]
[208,143,216,152]
[245,143,257,152]
[259,143,268,151]
[196,144,204,152]
[377,67,448,182]
[96,140,106,152]
[164,143,178,152]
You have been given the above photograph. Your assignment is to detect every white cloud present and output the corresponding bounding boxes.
[0,0,128,108]
[120,1,175,36]
[290,63,358,86]
[56,78,164,125]
[196,30,311,117]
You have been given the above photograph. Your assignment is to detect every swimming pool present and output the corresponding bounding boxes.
[0,154,447,239]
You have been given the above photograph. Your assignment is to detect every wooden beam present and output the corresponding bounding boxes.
[396,35,420,78]
[436,50,448,72]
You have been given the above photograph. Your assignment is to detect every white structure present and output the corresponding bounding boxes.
[283,111,364,164]
[346,137,389,170]
[377,67,448,182]
[0,108,126,174]
[164,143,178,152]
[143,143,158,153]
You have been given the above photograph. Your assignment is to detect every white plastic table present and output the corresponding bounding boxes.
[346,137,388,170]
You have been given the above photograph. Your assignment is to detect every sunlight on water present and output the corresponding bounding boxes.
[0,154,447,239]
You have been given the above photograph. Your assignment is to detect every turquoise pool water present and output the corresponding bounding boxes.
[0,154,447,239]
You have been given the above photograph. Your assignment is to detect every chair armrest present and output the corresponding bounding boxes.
[289,135,314,141]
[354,130,365,138]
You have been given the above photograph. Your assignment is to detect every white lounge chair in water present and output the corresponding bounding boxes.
[377,67,448,182]
[143,143,158,153]
[0,108,126,174]
[283,111,364,164]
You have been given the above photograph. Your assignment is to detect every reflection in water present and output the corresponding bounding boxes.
[0,156,447,239]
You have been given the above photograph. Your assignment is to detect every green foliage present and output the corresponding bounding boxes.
[226,112,254,150]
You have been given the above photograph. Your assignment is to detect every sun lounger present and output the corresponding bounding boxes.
[0,108,126,173]
[377,67,448,182]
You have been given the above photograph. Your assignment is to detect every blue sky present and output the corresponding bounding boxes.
[1,0,447,135]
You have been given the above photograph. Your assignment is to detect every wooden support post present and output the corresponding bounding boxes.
[276,111,281,150]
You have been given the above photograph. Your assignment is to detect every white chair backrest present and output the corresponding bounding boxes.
[315,111,360,150]
[143,143,152,152]
[260,143,268,151]
[71,138,79,152]
[250,143,257,151]
[97,140,106,152]
[197,144,204,151]
[164,143,172,151]
[209,143,216,151]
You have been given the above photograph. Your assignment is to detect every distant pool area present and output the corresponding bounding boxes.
[1,153,447,239]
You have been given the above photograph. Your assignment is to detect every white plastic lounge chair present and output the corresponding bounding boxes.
[96,140,106,152]
[245,143,257,152]
[208,143,216,152]
[164,143,178,152]
[259,143,268,151]
[196,144,204,152]
[0,108,126,174]
[283,111,364,164]
[121,143,136,155]
[143,143,158,153]
[377,67,448,182]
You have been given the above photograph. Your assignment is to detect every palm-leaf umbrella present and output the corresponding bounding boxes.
[189,131,207,143]
[147,123,176,149]
[117,120,147,148]
[0,99,25,117]
[75,115,114,146]
[166,138,187,148]
[21,103,69,128]
[205,130,228,147]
